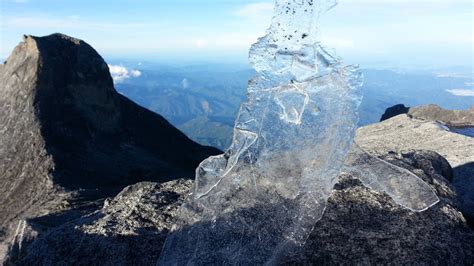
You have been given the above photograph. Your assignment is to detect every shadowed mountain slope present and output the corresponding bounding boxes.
[0,34,220,261]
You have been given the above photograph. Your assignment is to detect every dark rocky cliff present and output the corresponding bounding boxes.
[0,34,220,261]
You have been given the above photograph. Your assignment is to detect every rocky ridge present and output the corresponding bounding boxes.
[409,104,474,128]
[380,103,474,128]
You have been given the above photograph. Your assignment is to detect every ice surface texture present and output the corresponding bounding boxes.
[159,0,438,264]
[343,145,439,212]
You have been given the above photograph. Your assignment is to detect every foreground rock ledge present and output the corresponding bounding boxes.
[14,151,474,265]
[358,114,474,226]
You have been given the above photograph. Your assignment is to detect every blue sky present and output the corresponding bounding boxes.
[1,0,472,69]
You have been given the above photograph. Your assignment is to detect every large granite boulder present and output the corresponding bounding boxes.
[359,113,474,227]
[14,151,474,265]
[291,150,473,264]
[15,180,192,265]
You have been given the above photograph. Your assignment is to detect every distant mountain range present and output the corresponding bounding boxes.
[112,61,473,149]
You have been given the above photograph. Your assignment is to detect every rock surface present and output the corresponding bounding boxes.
[380,103,474,128]
[0,34,220,262]
[358,114,473,168]
[14,150,474,265]
[358,114,474,227]
[16,180,192,265]
[409,104,474,128]
[293,150,472,264]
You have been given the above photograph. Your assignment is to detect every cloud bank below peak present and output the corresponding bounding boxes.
[108,64,141,84]
[446,89,474,97]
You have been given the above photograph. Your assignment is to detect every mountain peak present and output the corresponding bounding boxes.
[0,34,220,260]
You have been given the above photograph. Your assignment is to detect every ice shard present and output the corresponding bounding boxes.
[159,0,438,264]
[343,144,439,212]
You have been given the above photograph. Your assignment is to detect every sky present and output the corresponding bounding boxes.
[0,0,473,70]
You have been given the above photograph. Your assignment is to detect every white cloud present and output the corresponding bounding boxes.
[2,16,162,31]
[446,89,474,97]
[234,3,273,20]
[187,33,262,52]
[323,37,355,49]
[108,64,141,84]
[436,73,472,78]
[195,38,208,49]
[130,70,141,78]
[346,0,471,2]
[1,0,471,68]
[181,78,189,89]
[214,33,261,49]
